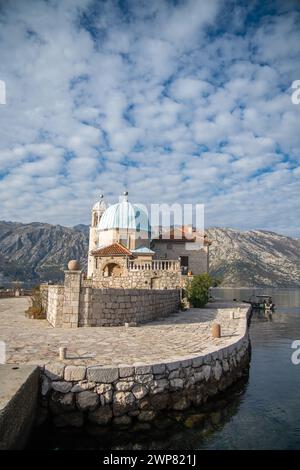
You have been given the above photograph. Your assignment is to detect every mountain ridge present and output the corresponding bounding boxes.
[0,220,299,287]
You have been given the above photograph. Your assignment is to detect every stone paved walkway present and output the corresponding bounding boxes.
[0,297,248,367]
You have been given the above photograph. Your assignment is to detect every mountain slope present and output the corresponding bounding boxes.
[0,221,299,287]
[0,221,89,284]
[207,227,300,287]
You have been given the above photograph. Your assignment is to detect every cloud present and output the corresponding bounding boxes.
[0,0,299,236]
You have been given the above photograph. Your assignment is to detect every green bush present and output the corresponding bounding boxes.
[186,273,214,308]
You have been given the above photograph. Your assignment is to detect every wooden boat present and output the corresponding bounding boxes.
[243,295,275,311]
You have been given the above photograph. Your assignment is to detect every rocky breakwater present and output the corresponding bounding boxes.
[38,305,251,427]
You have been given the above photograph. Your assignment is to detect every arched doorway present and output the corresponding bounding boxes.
[103,262,122,277]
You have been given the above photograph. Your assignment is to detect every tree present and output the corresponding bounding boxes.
[186,273,214,308]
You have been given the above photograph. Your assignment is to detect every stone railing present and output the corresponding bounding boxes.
[127,259,180,271]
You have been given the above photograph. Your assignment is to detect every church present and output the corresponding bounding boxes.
[86,192,210,289]
[45,193,211,328]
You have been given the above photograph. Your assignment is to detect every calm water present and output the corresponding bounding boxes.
[29,289,300,450]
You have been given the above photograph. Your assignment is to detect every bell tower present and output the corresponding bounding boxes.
[87,194,106,278]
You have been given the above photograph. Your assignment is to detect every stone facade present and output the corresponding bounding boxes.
[79,288,180,326]
[151,240,209,275]
[86,195,210,284]
[47,270,180,328]
[40,306,251,428]
[89,255,181,289]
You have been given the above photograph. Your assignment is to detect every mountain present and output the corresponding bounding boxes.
[207,227,300,287]
[0,221,89,285]
[0,220,299,287]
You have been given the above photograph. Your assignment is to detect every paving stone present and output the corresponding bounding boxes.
[0,298,250,373]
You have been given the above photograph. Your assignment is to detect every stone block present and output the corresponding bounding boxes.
[152,363,166,375]
[115,381,134,392]
[166,361,181,372]
[87,366,119,383]
[41,375,51,396]
[50,391,75,413]
[181,358,193,368]
[44,363,65,380]
[132,384,148,400]
[202,365,212,381]
[134,363,152,375]
[76,391,99,411]
[170,378,184,390]
[52,381,73,393]
[135,373,153,385]
[192,356,204,368]
[64,365,86,381]
[118,365,134,378]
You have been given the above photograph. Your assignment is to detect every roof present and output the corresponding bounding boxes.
[152,226,212,245]
[98,198,150,232]
[131,247,155,254]
[153,226,196,242]
[91,242,132,257]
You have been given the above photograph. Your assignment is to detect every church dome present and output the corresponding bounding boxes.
[98,196,150,233]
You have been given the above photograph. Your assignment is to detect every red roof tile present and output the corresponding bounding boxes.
[91,242,132,257]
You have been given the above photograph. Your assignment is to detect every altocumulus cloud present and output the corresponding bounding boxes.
[0,0,299,235]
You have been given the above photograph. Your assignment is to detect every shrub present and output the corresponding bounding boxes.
[25,285,46,319]
[186,273,214,308]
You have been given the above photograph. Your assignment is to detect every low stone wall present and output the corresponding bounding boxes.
[0,291,15,298]
[79,288,180,326]
[39,306,251,427]
[47,271,180,328]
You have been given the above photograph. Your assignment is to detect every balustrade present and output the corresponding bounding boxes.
[127,259,179,271]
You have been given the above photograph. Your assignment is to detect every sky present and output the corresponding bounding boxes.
[0,0,300,236]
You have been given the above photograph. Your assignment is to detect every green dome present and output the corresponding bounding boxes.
[98,200,150,233]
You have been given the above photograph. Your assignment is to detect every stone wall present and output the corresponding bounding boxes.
[78,288,180,326]
[90,255,181,290]
[89,270,181,290]
[47,285,64,327]
[46,271,180,328]
[39,306,251,428]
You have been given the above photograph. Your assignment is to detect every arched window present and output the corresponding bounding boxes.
[103,262,122,277]
[93,212,98,227]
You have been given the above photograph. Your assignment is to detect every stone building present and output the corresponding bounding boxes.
[87,192,210,288]
[45,193,211,328]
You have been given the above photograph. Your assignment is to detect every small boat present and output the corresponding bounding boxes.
[243,294,275,311]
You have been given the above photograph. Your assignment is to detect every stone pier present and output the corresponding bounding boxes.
[0,297,251,429]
